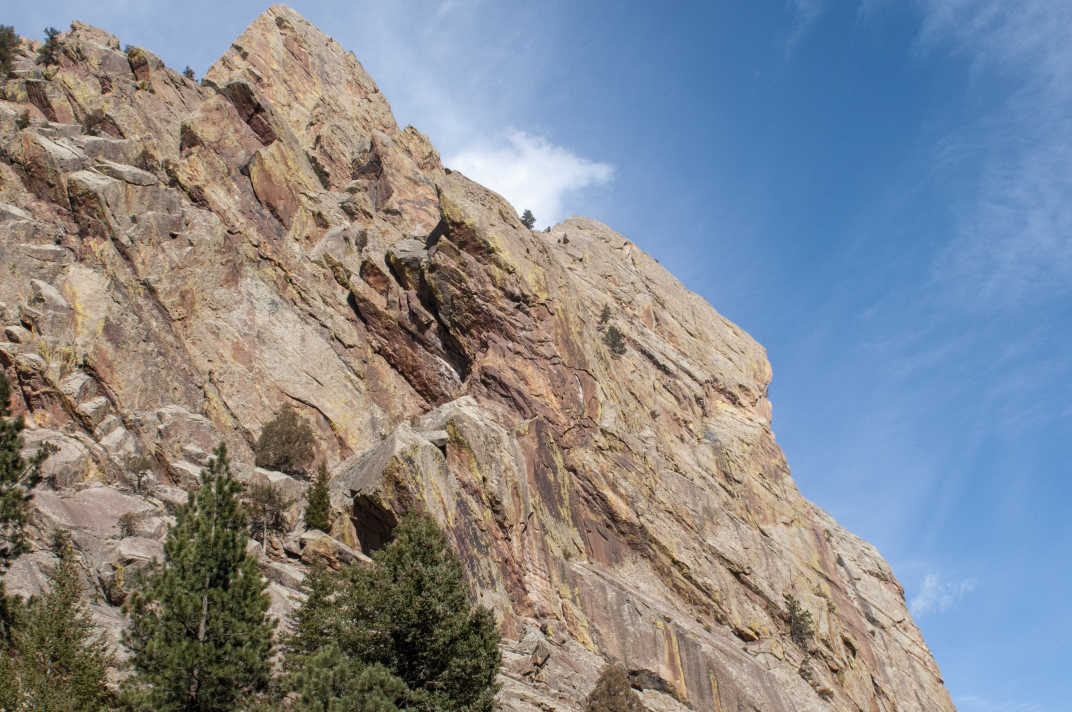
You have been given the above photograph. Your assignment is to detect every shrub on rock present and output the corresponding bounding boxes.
[254,405,316,476]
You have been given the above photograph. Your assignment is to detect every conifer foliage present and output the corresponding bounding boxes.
[303,463,331,532]
[254,406,316,476]
[584,664,649,712]
[37,26,61,66]
[0,373,48,571]
[1,532,115,712]
[0,25,18,78]
[123,444,273,712]
[286,513,501,712]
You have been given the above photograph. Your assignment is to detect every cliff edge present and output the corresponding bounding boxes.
[0,7,955,711]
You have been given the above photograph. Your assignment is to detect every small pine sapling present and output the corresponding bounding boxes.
[304,463,331,532]
[603,325,627,356]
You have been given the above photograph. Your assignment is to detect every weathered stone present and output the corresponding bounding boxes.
[299,529,370,569]
[0,11,956,712]
[151,484,189,512]
[264,559,305,589]
[76,395,110,426]
[32,486,154,538]
[95,158,158,186]
[21,429,93,487]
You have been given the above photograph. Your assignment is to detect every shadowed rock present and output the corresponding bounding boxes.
[0,8,956,712]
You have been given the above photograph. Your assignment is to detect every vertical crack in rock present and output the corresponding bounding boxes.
[0,8,957,712]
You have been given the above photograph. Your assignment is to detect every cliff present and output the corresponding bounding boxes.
[0,7,956,711]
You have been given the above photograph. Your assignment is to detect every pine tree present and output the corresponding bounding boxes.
[284,513,501,712]
[303,463,331,532]
[0,25,18,78]
[37,26,61,66]
[0,373,48,569]
[584,664,648,712]
[598,305,612,329]
[520,209,536,229]
[603,325,627,356]
[785,593,814,647]
[123,444,273,712]
[246,481,288,551]
[254,406,316,476]
[2,532,115,711]
[1,372,51,640]
[289,644,407,712]
[286,563,338,661]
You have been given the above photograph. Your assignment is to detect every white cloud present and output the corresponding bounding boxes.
[916,0,1072,308]
[446,130,614,227]
[909,572,977,616]
[786,0,827,53]
[319,3,613,230]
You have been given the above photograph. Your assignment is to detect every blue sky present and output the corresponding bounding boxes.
[7,2,1070,709]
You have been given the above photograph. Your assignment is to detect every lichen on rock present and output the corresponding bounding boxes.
[0,7,956,712]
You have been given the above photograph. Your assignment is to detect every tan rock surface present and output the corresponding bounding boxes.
[0,7,955,712]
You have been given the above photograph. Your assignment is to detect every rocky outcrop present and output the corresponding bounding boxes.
[0,7,955,712]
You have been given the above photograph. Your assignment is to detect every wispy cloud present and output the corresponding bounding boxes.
[909,572,977,616]
[916,0,1072,308]
[785,0,827,54]
[446,130,614,227]
[329,2,612,228]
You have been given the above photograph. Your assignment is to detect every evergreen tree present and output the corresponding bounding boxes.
[602,325,627,356]
[254,406,316,476]
[285,513,501,712]
[1,372,50,639]
[246,481,288,551]
[37,26,61,66]
[598,305,611,329]
[303,463,331,532]
[584,664,648,712]
[2,532,115,711]
[182,66,195,80]
[286,563,338,661]
[123,444,273,712]
[520,209,536,229]
[0,373,48,569]
[784,593,814,647]
[0,25,18,78]
[289,644,407,712]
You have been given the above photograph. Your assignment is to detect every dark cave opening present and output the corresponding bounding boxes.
[351,494,399,554]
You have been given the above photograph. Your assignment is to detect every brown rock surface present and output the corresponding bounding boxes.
[0,7,955,712]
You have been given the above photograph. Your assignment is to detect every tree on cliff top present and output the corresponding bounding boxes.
[0,25,18,77]
[286,513,501,711]
[123,444,273,712]
[37,27,61,66]
[520,209,536,229]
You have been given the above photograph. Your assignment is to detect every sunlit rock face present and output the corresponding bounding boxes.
[0,6,955,711]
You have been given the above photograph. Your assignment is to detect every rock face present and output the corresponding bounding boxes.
[0,7,956,712]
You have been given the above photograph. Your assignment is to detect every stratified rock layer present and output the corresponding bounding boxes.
[0,7,956,712]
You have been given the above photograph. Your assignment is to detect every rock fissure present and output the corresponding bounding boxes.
[0,10,955,712]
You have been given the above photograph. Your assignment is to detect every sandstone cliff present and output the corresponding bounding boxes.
[0,7,956,711]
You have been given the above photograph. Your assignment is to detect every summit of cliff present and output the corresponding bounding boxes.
[0,7,955,711]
